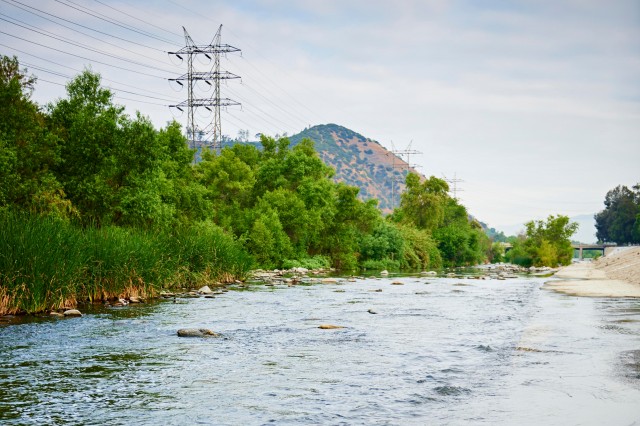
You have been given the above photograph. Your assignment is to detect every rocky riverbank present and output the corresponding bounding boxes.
[544,247,640,297]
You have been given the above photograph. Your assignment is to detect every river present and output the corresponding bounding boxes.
[1,272,639,425]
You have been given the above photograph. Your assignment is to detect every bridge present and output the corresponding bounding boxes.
[572,244,618,259]
[501,243,616,259]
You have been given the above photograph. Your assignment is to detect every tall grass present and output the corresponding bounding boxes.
[0,212,254,315]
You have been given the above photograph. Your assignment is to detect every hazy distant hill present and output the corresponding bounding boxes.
[287,124,418,212]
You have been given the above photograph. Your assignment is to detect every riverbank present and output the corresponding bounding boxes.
[544,247,640,297]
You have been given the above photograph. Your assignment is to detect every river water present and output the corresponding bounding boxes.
[1,273,639,425]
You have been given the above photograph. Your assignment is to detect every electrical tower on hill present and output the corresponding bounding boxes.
[168,25,240,152]
[443,172,464,200]
[389,140,423,207]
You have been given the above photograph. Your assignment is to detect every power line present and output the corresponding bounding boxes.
[1,43,180,101]
[91,0,182,40]
[0,16,174,74]
[53,0,177,45]
[0,31,168,79]
[3,0,167,52]
[0,5,168,65]
[33,76,169,106]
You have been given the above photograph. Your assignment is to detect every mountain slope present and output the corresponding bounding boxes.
[288,124,418,212]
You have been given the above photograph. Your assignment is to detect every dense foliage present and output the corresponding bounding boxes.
[594,184,640,244]
[505,215,578,267]
[391,173,490,267]
[1,56,504,312]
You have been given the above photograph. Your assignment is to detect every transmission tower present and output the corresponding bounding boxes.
[389,140,423,207]
[442,172,464,200]
[168,25,241,152]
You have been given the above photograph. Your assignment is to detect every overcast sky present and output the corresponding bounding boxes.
[2,0,639,235]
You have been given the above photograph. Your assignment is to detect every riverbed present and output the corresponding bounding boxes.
[1,273,639,425]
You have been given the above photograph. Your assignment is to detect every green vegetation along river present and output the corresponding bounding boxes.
[1,272,639,425]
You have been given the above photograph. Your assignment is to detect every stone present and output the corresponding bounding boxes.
[198,285,214,294]
[177,328,221,338]
[318,324,345,329]
[63,309,82,317]
[129,296,142,303]
[380,270,389,276]
[321,278,338,284]
[391,281,404,285]
[50,312,65,318]
[368,309,378,314]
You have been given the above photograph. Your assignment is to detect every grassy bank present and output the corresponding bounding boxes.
[0,213,254,315]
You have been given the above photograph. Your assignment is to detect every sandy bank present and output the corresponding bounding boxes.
[544,247,640,298]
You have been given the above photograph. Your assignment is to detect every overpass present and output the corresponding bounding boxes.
[572,244,617,259]
[501,243,616,259]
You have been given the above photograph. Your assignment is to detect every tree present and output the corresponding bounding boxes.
[595,184,640,244]
[509,215,578,267]
[0,55,72,217]
[393,173,448,231]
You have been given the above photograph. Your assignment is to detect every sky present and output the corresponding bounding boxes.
[2,0,639,238]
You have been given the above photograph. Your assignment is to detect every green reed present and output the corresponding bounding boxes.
[0,212,254,315]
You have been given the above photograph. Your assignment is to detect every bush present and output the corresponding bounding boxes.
[282,255,331,270]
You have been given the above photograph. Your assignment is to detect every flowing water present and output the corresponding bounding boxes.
[1,273,639,425]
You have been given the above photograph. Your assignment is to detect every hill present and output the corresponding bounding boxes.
[287,124,418,212]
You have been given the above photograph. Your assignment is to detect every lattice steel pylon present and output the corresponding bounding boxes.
[389,140,422,207]
[168,25,241,152]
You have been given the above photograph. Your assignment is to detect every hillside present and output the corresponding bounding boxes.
[287,124,419,212]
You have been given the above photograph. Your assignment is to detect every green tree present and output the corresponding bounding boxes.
[394,173,448,231]
[0,55,72,217]
[48,71,188,228]
[595,184,640,244]
[518,215,578,266]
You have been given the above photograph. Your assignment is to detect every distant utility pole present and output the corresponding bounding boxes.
[168,25,241,152]
[443,172,464,200]
[389,140,422,208]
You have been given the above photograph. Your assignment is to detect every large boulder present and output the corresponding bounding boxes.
[177,328,220,338]
[63,309,82,317]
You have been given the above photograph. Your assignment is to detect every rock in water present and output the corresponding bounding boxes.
[198,285,214,294]
[367,309,378,314]
[380,270,389,276]
[318,324,345,329]
[63,309,82,317]
[391,281,404,285]
[177,328,220,338]
[321,278,338,284]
